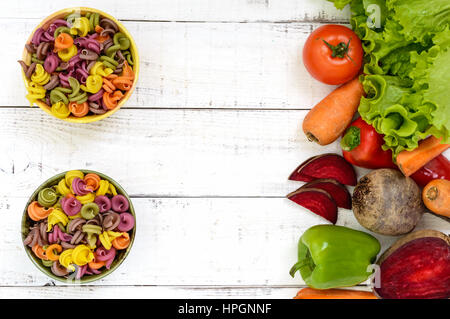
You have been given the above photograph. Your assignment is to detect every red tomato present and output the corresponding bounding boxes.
[303,24,363,85]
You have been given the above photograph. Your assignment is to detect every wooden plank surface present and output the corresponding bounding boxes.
[2,0,449,299]
[4,0,349,22]
[2,197,448,287]
[0,108,343,198]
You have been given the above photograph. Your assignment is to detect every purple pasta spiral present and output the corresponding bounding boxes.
[48,225,73,243]
[88,89,104,102]
[51,261,69,277]
[61,196,82,216]
[44,53,60,73]
[102,211,120,231]
[95,246,116,269]
[117,213,135,232]
[111,195,129,212]
[94,195,111,213]
[67,218,86,234]
[74,37,101,54]
[71,178,92,196]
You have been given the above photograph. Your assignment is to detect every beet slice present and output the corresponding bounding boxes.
[287,188,338,224]
[289,153,357,186]
[375,230,450,299]
[300,179,351,209]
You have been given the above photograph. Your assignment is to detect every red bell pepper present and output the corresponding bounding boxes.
[340,117,396,169]
[410,155,450,188]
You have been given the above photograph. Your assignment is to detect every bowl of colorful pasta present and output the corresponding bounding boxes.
[21,170,136,283]
[18,7,139,123]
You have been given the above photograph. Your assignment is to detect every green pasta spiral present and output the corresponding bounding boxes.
[68,77,88,103]
[123,51,134,66]
[99,56,119,70]
[54,26,72,38]
[38,187,58,207]
[105,44,121,58]
[50,87,71,105]
[113,32,130,50]
[87,12,100,32]
[80,202,99,220]
[82,224,102,248]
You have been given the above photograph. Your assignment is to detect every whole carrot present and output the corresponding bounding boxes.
[423,179,450,218]
[397,136,449,177]
[294,287,377,299]
[302,77,364,145]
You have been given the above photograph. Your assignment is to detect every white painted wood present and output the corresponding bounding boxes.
[3,197,449,287]
[3,0,349,22]
[0,108,343,197]
[0,286,305,299]
[8,19,341,109]
[1,0,449,299]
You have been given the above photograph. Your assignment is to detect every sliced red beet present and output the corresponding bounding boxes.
[300,179,351,209]
[375,237,450,299]
[287,188,338,224]
[289,153,357,186]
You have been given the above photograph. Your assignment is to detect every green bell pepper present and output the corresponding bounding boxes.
[290,225,380,289]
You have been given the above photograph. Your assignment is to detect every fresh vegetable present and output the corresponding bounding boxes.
[294,287,377,299]
[422,179,450,217]
[299,179,351,209]
[289,153,357,186]
[302,77,364,146]
[303,24,363,85]
[327,0,450,157]
[352,169,426,235]
[396,136,449,177]
[410,154,450,187]
[375,230,450,299]
[290,225,380,289]
[341,117,396,169]
[287,188,338,224]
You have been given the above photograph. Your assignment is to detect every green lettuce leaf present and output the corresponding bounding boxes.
[327,0,450,157]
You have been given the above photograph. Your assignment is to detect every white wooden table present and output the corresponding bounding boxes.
[1,0,448,299]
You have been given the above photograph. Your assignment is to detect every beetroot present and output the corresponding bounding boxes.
[289,154,357,186]
[375,230,450,299]
[287,188,338,224]
[300,179,351,209]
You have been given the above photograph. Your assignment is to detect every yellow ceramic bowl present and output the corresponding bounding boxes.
[21,7,139,123]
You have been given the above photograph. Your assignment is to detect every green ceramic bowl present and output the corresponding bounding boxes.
[21,170,136,284]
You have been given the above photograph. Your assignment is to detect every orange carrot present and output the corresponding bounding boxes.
[397,136,449,177]
[303,77,364,145]
[294,288,377,299]
[423,179,450,217]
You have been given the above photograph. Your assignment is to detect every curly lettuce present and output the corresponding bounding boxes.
[328,0,450,156]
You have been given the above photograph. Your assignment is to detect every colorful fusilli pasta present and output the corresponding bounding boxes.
[19,10,136,119]
[23,170,135,279]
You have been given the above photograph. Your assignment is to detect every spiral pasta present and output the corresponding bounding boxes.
[80,75,103,93]
[70,17,90,37]
[57,44,78,62]
[25,82,46,105]
[77,192,96,204]
[24,171,135,279]
[38,188,58,207]
[31,64,50,85]
[51,101,70,119]
[82,224,102,248]
[99,230,122,250]
[65,170,84,186]
[47,208,69,231]
[19,11,136,119]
